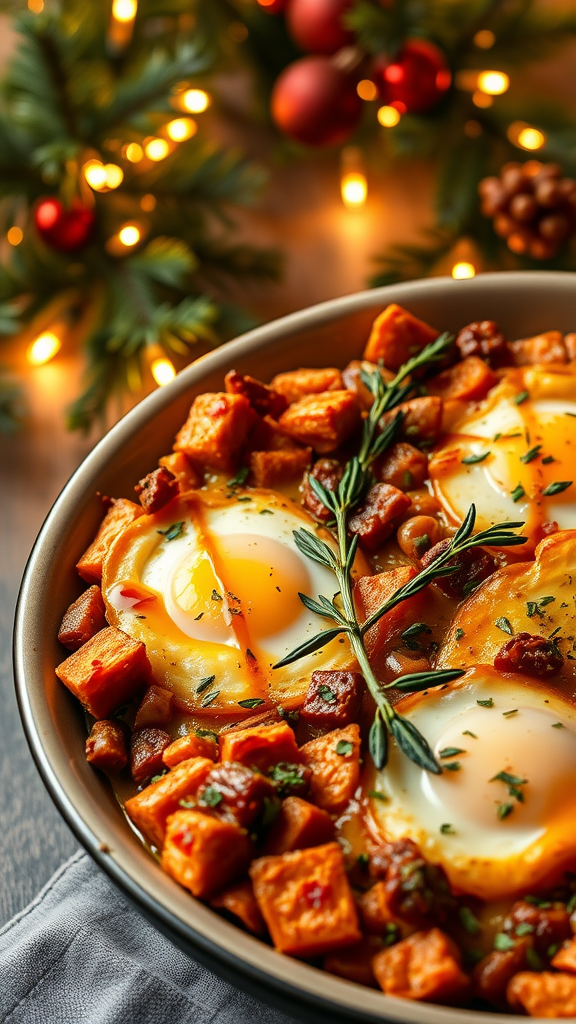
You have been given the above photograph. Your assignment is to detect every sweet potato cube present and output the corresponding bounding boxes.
[551,937,576,973]
[270,367,343,405]
[473,943,529,1009]
[509,330,568,366]
[55,625,150,718]
[278,391,361,454]
[348,483,411,552]
[135,466,179,514]
[359,881,400,935]
[58,585,107,651]
[375,442,428,492]
[225,369,287,419]
[355,566,427,661]
[299,724,360,814]
[263,796,335,855]
[507,971,576,1016]
[565,333,576,361]
[163,731,218,768]
[162,809,252,898]
[219,721,300,773]
[250,842,361,957]
[248,414,299,452]
[372,928,470,1003]
[76,498,144,584]
[300,670,363,729]
[364,305,439,370]
[134,684,173,729]
[130,727,172,785]
[210,880,267,935]
[125,756,214,848]
[427,356,497,402]
[174,392,256,472]
[85,719,127,773]
[381,396,443,443]
[249,447,311,488]
[158,451,201,491]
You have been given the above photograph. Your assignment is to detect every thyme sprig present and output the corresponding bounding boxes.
[273,337,527,775]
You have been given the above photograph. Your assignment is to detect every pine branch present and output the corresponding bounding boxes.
[0,369,25,434]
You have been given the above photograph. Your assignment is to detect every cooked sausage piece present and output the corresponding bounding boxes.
[427,356,497,402]
[135,466,179,513]
[196,762,277,828]
[58,585,107,651]
[473,942,528,1009]
[348,483,411,551]
[455,320,510,367]
[374,442,428,491]
[301,458,343,523]
[85,719,128,773]
[494,633,564,679]
[134,684,173,729]
[130,727,172,785]
[369,838,455,927]
[224,369,287,418]
[300,670,363,730]
[419,537,497,600]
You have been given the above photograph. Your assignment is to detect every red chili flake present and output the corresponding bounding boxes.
[300,880,331,910]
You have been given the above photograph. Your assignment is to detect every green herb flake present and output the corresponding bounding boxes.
[542,455,555,465]
[227,466,249,488]
[157,521,184,542]
[268,762,307,791]
[552,722,565,729]
[521,444,542,464]
[196,675,216,694]
[439,747,465,758]
[566,893,576,913]
[494,932,516,951]
[462,451,491,465]
[195,728,218,741]
[463,729,478,738]
[511,484,525,503]
[459,906,481,935]
[526,947,544,971]
[401,621,432,650]
[318,684,337,704]
[440,823,456,835]
[497,802,514,820]
[443,761,461,772]
[547,943,561,959]
[150,772,168,784]
[495,616,513,635]
[540,595,555,606]
[335,739,354,757]
[383,923,400,947]
[514,390,529,405]
[503,709,518,717]
[368,789,388,802]
[413,533,430,556]
[491,770,528,787]
[199,786,223,808]
[542,481,573,497]
[201,690,220,707]
[259,509,274,515]
[357,852,369,868]
[455,628,465,641]
[515,922,535,937]
[211,589,223,601]
[477,698,494,708]
[179,797,195,808]
[237,698,266,709]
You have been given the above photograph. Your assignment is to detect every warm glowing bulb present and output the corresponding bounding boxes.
[477,70,509,95]
[118,225,140,246]
[377,105,401,127]
[145,138,170,161]
[140,194,156,212]
[27,331,61,366]
[7,226,23,246]
[474,29,495,49]
[472,90,493,108]
[124,142,143,163]
[104,163,123,188]
[27,0,44,11]
[341,173,367,210]
[357,79,378,101]
[181,89,210,113]
[84,160,108,190]
[166,117,197,141]
[452,261,476,280]
[112,0,137,22]
[518,127,545,151]
[151,357,176,386]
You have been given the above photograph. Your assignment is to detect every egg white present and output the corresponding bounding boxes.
[369,665,576,899]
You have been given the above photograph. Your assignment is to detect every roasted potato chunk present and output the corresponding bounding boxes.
[278,391,361,454]
[271,367,343,404]
[364,304,438,370]
[174,392,256,472]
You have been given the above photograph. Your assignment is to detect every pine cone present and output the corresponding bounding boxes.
[479,161,576,259]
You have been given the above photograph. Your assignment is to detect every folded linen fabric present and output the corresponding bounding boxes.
[0,851,300,1024]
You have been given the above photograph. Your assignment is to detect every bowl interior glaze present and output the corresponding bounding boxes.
[14,272,576,1024]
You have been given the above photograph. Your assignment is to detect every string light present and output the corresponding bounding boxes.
[27,0,44,10]
[27,331,61,366]
[518,127,545,150]
[7,227,23,246]
[111,0,137,22]
[452,261,476,280]
[474,30,495,49]
[151,357,176,386]
[464,119,482,138]
[472,90,493,108]
[377,105,401,127]
[123,142,143,163]
[145,138,170,161]
[165,117,197,141]
[340,147,367,210]
[118,225,141,247]
[181,89,210,113]
[83,160,124,190]
[357,79,378,101]
[140,194,156,211]
[477,70,509,95]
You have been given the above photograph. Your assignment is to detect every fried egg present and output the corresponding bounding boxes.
[429,366,576,551]
[102,488,363,714]
[368,665,576,900]
[437,529,576,684]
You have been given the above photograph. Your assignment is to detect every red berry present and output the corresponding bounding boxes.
[373,38,451,114]
[286,0,353,55]
[34,197,95,252]
[271,56,361,146]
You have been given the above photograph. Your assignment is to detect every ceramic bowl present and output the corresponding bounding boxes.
[14,271,576,1024]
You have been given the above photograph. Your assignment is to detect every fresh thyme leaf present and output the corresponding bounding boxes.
[542,455,555,464]
[201,690,220,707]
[390,715,441,774]
[540,595,555,606]
[460,906,481,934]
[259,509,274,514]
[196,675,215,694]
[237,698,265,709]
[368,789,388,801]
[335,740,353,756]
[273,627,347,668]
[440,823,456,835]
[502,709,518,717]
[318,684,337,704]
[462,451,490,464]
[199,786,223,807]
[542,480,573,496]
[227,466,249,488]
[369,710,388,770]
[497,802,514,819]
[495,616,513,634]
[491,770,528,787]
[477,698,494,707]
[494,932,515,950]
[401,622,432,650]
[292,527,337,570]
[463,730,477,738]
[439,747,465,758]
[443,761,461,772]
[157,521,184,541]
[514,390,529,405]
[211,589,222,601]
[552,722,565,729]
[521,445,542,464]
[511,484,525,503]
[385,668,464,692]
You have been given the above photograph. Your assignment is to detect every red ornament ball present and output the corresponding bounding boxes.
[34,197,95,252]
[256,0,287,13]
[271,56,361,146]
[373,38,451,114]
[286,0,353,55]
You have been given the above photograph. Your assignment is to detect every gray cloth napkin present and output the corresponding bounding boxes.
[0,850,301,1024]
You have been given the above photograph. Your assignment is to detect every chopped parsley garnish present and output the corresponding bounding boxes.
[413,533,430,556]
[542,455,555,465]
[259,509,274,515]
[462,451,490,464]
[455,627,465,641]
[368,789,388,801]
[443,761,461,772]
[439,747,465,758]
[335,740,354,757]
[150,771,168,783]
[157,521,184,542]
[401,622,432,650]
[317,684,337,703]
[268,762,307,793]
[440,823,456,835]
[494,932,516,951]
[200,689,220,707]
[196,728,218,741]
[552,722,565,729]
[357,852,369,867]
[199,786,223,807]
[514,390,529,405]
[463,729,478,738]
[542,480,573,496]
[477,698,494,708]
[459,906,481,934]
[497,803,514,819]
[511,484,525,503]
[227,466,249,488]
[521,444,542,464]
[383,923,400,947]
[196,675,216,694]
[495,616,513,634]
[237,698,266,709]
[515,922,535,937]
